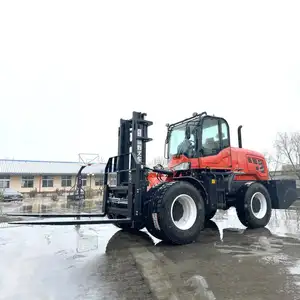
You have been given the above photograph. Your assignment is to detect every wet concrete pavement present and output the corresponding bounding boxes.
[1,208,300,300]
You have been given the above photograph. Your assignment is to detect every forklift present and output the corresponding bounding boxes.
[7,111,298,245]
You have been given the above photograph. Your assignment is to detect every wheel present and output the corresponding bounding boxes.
[144,182,168,240]
[235,182,272,228]
[205,209,217,221]
[149,181,205,245]
[107,214,144,231]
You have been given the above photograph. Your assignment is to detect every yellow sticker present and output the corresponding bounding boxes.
[211,179,216,184]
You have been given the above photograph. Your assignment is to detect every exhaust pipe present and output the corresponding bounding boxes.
[238,125,243,148]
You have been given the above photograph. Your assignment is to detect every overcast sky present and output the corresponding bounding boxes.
[0,1,299,163]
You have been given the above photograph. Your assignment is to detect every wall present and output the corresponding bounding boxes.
[8,175,102,193]
[2,172,115,193]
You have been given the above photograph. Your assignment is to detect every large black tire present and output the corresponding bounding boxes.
[235,182,272,228]
[144,182,168,240]
[149,181,205,245]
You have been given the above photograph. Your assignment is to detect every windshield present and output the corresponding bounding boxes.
[168,123,196,158]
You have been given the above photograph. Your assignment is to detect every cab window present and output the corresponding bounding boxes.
[168,124,196,157]
[201,117,230,156]
[201,117,221,156]
[220,119,230,148]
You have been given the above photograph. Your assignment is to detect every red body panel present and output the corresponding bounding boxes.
[146,147,269,189]
[167,147,269,181]
[147,171,168,190]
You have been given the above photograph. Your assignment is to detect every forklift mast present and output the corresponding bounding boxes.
[102,112,153,221]
[117,111,153,186]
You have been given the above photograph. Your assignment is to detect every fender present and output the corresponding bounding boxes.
[235,181,255,200]
[147,178,208,215]
[235,179,298,209]
[173,176,208,203]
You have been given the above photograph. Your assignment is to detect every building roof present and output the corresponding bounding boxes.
[0,159,105,176]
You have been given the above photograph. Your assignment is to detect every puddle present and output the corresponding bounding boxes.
[288,260,300,286]
[76,233,99,253]
[185,275,216,300]
[1,204,300,299]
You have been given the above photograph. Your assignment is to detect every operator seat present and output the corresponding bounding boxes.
[215,132,229,148]
[203,138,216,155]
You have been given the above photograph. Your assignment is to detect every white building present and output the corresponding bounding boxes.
[0,159,108,193]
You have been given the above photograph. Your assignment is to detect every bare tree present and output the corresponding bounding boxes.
[262,151,281,179]
[263,151,273,168]
[274,132,300,179]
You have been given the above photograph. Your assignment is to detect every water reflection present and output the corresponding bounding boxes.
[2,205,300,300]
[288,259,300,287]
[106,230,154,253]
[76,229,154,300]
[214,207,300,240]
[106,221,298,300]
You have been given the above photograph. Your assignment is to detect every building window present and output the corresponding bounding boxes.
[61,175,72,187]
[0,175,10,188]
[42,176,54,187]
[22,176,34,188]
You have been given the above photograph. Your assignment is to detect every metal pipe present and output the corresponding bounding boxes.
[238,125,243,148]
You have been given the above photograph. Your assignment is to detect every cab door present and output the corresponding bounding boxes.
[199,116,232,169]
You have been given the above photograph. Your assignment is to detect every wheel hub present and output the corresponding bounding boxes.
[170,194,197,230]
[172,201,184,221]
[250,192,267,219]
[251,197,261,213]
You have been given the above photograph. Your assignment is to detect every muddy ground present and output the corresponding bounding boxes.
[0,205,300,300]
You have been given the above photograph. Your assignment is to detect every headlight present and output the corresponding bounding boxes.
[173,162,190,171]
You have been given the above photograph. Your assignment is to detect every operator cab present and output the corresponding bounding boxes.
[165,112,230,160]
